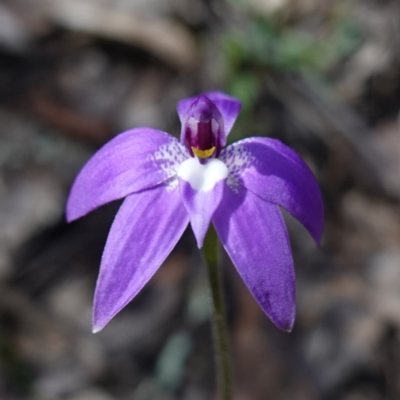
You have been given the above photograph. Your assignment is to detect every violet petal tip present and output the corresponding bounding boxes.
[92,325,103,334]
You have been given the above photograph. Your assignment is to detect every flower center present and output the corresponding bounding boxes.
[178,157,228,192]
[182,96,224,159]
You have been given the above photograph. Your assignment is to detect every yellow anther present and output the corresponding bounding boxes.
[191,146,215,159]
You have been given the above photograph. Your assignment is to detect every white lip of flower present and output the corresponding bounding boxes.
[177,157,228,192]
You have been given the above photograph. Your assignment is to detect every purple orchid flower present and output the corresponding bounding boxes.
[66,91,323,333]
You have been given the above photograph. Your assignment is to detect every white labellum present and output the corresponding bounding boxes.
[177,157,228,192]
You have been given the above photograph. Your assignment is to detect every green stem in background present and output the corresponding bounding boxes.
[203,226,232,400]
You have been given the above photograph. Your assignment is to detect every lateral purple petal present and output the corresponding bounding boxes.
[176,91,241,136]
[66,128,189,222]
[92,183,189,332]
[213,186,295,331]
[221,137,324,244]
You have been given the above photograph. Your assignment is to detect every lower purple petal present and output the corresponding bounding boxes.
[213,185,295,331]
[179,178,225,248]
[93,182,189,332]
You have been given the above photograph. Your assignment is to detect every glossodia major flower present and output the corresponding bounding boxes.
[66,91,323,333]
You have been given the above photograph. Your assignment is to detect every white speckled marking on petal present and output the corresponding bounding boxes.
[219,143,256,192]
[149,141,190,189]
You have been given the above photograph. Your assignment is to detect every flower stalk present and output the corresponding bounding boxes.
[203,226,232,400]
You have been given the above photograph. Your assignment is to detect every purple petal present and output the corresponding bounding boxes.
[203,91,242,135]
[177,91,241,136]
[220,137,324,244]
[93,182,189,332]
[66,128,189,222]
[178,158,228,248]
[179,179,225,248]
[213,185,295,331]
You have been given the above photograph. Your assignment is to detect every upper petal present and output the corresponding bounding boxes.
[178,158,228,248]
[177,91,241,138]
[220,137,324,244]
[66,128,189,222]
[93,182,189,332]
[212,185,295,332]
[179,96,224,155]
[203,91,242,136]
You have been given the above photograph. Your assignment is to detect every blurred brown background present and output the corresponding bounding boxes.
[0,0,400,399]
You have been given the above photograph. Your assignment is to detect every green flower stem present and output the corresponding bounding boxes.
[203,226,232,400]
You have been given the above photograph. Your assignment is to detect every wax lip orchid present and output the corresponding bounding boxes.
[66,91,323,333]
